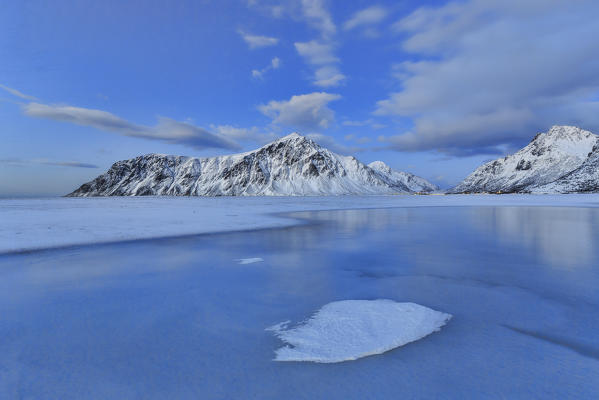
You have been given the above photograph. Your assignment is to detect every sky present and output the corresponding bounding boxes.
[2,0,599,196]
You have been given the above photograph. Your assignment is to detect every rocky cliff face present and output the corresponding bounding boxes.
[68,133,437,197]
[449,126,598,193]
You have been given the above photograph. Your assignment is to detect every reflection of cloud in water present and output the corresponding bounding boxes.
[469,207,599,268]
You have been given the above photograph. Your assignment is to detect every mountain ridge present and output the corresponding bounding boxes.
[67,133,437,197]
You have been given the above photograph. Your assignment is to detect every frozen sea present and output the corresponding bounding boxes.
[1,196,599,398]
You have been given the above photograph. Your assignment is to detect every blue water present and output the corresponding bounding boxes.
[1,206,598,399]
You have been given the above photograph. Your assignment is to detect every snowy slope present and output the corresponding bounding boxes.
[68,133,428,196]
[532,143,599,193]
[368,161,439,193]
[450,126,598,193]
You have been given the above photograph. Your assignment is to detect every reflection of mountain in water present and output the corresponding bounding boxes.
[286,208,413,234]
[469,207,599,268]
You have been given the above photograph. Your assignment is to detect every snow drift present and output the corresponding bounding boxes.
[266,299,451,363]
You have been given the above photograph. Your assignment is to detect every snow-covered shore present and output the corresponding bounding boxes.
[2,194,599,254]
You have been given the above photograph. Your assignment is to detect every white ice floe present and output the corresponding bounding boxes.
[236,257,264,264]
[266,299,452,363]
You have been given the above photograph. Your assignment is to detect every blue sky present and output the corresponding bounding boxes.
[2,0,599,196]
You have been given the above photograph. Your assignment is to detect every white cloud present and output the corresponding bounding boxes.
[295,40,346,87]
[258,92,341,131]
[211,124,278,145]
[313,66,346,87]
[23,103,240,150]
[343,134,372,145]
[295,2,345,87]
[343,120,369,127]
[25,103,142,134]
[301,0,336,37]
[0,158,99,168]
[238,30,279,49]
[247,0,336,37]
[249,1,345,87]
[252,57,282,79]
[306,133,363,155]
[0,84,38,101]
[376,0,599,155]
[294,40,338,65]
[271,57,281,69]
[246,0,289,19]
[342,118,385,130]
[344,6,388,31]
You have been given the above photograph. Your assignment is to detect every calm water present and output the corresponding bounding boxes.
[1,206,599,399]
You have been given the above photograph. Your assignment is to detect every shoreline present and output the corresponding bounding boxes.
[2,194,599,255]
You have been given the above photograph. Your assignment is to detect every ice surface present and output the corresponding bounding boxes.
[2,194,599,254]
[2,206,599,398]
[267,300,451,363]
[236,257,264,264]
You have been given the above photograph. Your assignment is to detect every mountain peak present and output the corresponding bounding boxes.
[369,160,438,192]
[544,125,593,140]
[451,125,598,193]
[368,161,390,170]
[258,132,321,153]
[548,125,580,133]
[277,132,304,141]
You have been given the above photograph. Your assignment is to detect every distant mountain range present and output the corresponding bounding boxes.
[449,126,599,194]
[67,133,438,197]
[68,126,599,197]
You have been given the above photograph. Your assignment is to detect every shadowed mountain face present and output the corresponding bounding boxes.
[67,133,437,197]
[450,126,599,194]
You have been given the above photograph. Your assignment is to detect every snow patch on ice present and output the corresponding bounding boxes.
[236,257,264,264]
[267,299,451,363]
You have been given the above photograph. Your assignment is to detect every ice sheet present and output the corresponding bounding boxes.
[267,299,451,363]
[1,194,599,253]
[1,206,599,398]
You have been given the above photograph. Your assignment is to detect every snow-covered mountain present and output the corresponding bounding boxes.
[67,133,436,197]
[531,143,599,193]
[368,161,439,193]
[449,126,598,193]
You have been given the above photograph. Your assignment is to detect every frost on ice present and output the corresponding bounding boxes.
[236,257,264,264]
[266,299,451,363]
